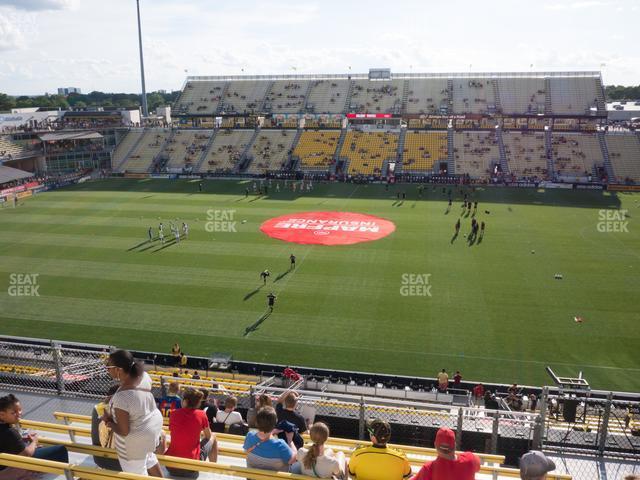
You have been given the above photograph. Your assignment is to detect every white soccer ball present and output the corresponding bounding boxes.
[531,250,535,254]
[242,220,247,224]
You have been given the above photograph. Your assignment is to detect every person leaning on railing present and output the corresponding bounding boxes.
[0,394,69,480]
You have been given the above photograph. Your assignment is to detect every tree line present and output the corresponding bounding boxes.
[0,91,180,112]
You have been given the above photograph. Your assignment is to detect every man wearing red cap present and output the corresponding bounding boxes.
[411,427,480,480]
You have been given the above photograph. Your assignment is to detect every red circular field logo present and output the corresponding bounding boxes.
[260,211,396,246]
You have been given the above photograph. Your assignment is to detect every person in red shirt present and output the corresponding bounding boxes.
[165,388,218,478]
[453,371,462,388]
[472,383,485,405]
[411,427,480,480]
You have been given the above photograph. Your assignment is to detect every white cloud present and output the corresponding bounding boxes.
[544,1,610,10]
[0,0,76,11]
[0,11,23,50]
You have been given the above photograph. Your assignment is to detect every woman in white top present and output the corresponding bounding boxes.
[294,422,345,478]
[215,396,244,425]
[102,349,164,477]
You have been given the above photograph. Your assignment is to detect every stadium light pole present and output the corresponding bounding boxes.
[136,0,149,118]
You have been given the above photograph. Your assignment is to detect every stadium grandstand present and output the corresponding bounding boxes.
[88,69,636,186]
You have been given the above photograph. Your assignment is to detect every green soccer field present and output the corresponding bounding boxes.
[0,179,638,392]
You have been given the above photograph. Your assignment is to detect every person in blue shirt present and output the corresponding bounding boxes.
[243,406,296,472]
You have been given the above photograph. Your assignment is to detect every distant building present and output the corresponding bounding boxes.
[57,87,82,96]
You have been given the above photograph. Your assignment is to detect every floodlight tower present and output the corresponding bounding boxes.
[136,0,149,118]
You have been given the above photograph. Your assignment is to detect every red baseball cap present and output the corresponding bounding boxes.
[435,427,456,452]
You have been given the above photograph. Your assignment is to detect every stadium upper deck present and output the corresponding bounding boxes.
[173,71,606,117]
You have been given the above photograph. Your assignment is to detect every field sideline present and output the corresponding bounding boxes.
[0,179,638,392]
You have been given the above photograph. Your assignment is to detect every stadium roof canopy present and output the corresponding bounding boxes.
[0,165,33,184]
[38,131,102,142]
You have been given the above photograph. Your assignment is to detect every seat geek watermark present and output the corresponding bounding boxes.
[8,273,40,297]
[205,209,237,233]
[597,209,629,233]
[400,273,432,297]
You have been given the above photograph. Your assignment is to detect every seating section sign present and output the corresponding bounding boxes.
[260,211,396,245]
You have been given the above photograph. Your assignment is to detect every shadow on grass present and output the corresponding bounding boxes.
[243,310,272,337]
[128,240,152,251]
[243,285,263,301]
[450,232,459,244]
[151,239,177,252]
[274,270,290,283]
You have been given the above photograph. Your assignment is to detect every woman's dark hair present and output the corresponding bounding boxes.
[182,388,204,409]
[0,394,19,411]
[256,406,277,433]
[108,349,143,379]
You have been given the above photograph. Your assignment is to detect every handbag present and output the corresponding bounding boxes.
[211,411,232,433]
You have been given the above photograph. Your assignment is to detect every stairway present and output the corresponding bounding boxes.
[287,129,304,171]
[545,128,555,179]
[333,129,348,163]
[259,81,275,113]
[395,128,407,174]
[492,79,502,114]
[300,81,314,113]
[496,128,509,175]
[595,77,607,116]
[114,129,146,171]
[446,79,454,115]
[447,128,455,174]
[215,82,231,114]
[148,129,176,173]
[194,130,218,173]
[400,80,410,115]
[597,131,615,181]
[236,128,261,173]
[343,80,355,114]
[544,78,553,115]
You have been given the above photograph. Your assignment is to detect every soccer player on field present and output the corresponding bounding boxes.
[267,292,276,312]
[260,270,271,285]
[159,222,164,233]
[290,254,296,270]
[455,219,460,233]
[174,229,180,243]
[148,227,153,242]
[159,230,165,244]
[182,223,189,238]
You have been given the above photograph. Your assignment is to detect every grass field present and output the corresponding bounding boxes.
[0,179,638,392]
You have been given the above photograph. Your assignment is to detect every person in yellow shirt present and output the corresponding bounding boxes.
[348,419,411,480]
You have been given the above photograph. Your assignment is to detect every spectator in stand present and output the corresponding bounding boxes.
[292,422,345,478]
[215,396,244,426]
[243,406,297,471]
[171,343,181,365]
[349,419,411,480]
[249,394,274,429]
[102,349,164,477]
[192,371,201,380]
[203,392,218,429]
[529,393,538,412]
[508,383,519,396]
[472,383,485,405]
[519,450,556,480]
[437,369,449,392]
[0,394,69,478]
[164,388,218,478]
[452,371,462,389]
[276,390,307,448]
[157,381,182,418]
[179,352,188,370]
[411,427,480,480]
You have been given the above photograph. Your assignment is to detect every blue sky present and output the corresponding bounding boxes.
[0,0,638,95]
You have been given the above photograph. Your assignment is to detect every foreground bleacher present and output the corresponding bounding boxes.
[14,413,571,480]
